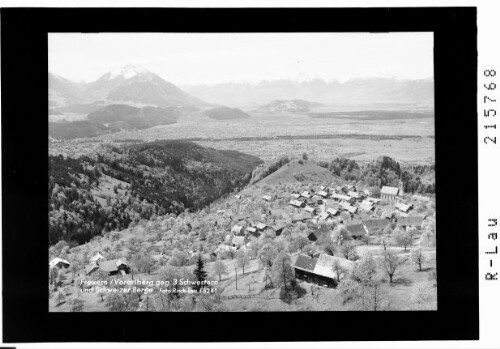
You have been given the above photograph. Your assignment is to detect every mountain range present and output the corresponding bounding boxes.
[49,65,208,111]
[183,78,434,107]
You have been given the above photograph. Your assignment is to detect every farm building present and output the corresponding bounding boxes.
[292,211,313,223]
[262,195,273,201]
[256,223,268,231]
[87,258,130,276]
[293,253,353,287]
[224,234,233,245]
[319,211,330,220]
[308,225,330,241]
[381,186,399,201]
[89,252,105,263]
[231,225,244,235]
[231,236,246,248]
[367,197,381,204]
[304,206,318,214]
[49,257,70,269]
[246,226,257,234]
[318,190,329,198]
[340,202,358,214]
[270,209,284,217]
[359,200,374,212]
[331,193,352,202]
[293,254,318,282]
[346,224,367,239]
[231,213,249,221]
[215,244,236,255]
[397,216,425,229]
[348,191,361,199]
[272,221,287,236]
[326,208,339,216]
[289,199,304,208]
[395,202,413,213]
[363,218,390,235]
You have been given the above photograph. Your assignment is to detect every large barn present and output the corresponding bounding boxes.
[293,254,354,287]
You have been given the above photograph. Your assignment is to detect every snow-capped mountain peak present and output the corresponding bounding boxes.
[106,65,151,80]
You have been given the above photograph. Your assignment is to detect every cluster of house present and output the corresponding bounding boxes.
[84,252,130,276]
[49,252,131,277]
[213,184,426,256]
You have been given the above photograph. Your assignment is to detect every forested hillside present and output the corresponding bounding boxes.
[49,140,262,246]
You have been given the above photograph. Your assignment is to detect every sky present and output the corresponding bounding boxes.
[48,32,433,85]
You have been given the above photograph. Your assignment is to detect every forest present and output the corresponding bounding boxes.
[49,140,262,246]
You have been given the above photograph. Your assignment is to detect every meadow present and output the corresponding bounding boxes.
[56,106,434,165]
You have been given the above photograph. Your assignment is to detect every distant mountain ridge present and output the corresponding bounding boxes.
[183,77,434,107]
[49,65,208,109]
[255,99,323,113]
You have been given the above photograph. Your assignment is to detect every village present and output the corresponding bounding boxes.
[49,173,437,312]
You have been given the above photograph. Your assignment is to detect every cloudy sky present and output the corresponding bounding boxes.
[49,32,433,85]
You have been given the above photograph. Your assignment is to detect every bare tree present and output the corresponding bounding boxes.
[410,248,426,271]
[380,250,407,283]
[212,259,228,281]
[394,229,412,251]
[236,250,250,274]
[331,259,348,283]
[360,282,387,311]
[271,252,295,291]
[341,241,359,261]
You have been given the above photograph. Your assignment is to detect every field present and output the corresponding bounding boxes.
[51,106,435,165]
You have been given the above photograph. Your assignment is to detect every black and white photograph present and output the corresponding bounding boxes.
[47,32,437,312]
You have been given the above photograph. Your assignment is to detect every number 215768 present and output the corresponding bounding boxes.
[484,69,497,145]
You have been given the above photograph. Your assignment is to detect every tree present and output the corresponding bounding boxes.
[258,244,278,269]
[410,248,426,271]
[236,250,250,274]
[192,254,208,292]
[212,259,228,281]
[295,236,310,251]
[132,253,154,274]
[331,259,348,283]
[138,294,156,312]
[359,282,387,311]
[271,252,295,291]
[380,250,407,283]
[105,292,127,311]
[351,253,377,285]
[341,241,359,261]
[394,229,412,251]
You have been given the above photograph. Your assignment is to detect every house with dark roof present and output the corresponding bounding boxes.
[293,253,354,287]
[346,224,367,239]
[272,221,287,236]
[87,258,130,276]
[293,254,318,282]
[307,225,330,242]
[395,202,413,213]
[262,195,273,201]
[363,218,390,235]
[289,199,304,208]
[292,211,313,223]
[49,257,70,270]
[381,186,399,201]
[397,216,425,229]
